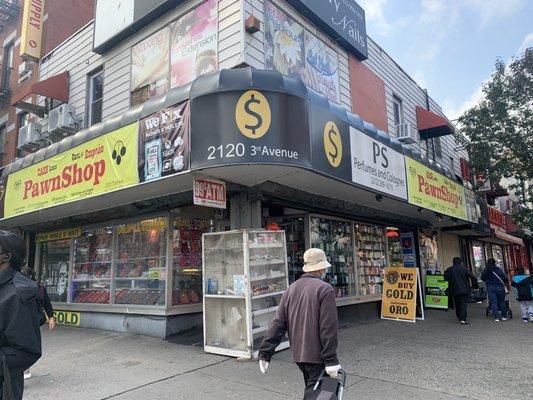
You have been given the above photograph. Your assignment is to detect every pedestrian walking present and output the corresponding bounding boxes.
[258,248,341,398]
[20,267,55,380]
[511,266,533,323]
[481,258,510,322]
[0,231,42,400]
[444,257,479,325]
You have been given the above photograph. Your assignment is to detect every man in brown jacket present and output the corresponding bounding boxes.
[258,248,341,396]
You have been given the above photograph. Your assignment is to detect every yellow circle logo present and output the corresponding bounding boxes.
[235,90,271,139]
[323,121,342,167]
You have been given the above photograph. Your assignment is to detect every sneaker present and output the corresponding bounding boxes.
[23,371,31,380]
[494,318,500,322]
[460,320,467,325]
[501,317,509,321]
[523,319,529,323]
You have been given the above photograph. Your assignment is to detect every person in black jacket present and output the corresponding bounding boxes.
[444,257,479,325]
[21,267,55,380]
[0,231,42,400]
[481,258,510,322]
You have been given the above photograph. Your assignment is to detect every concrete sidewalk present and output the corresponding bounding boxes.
[24,303,532,400]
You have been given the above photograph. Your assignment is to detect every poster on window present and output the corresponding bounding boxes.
[131,27,169,103]
[264,1,304,76]
[138,101,190,182]
[302,31,340,103]
[170,0,218,88]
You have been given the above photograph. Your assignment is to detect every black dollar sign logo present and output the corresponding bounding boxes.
[328,124,339,162]
[244,94,263,135]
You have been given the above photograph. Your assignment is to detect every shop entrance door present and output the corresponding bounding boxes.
[38,239,71,303]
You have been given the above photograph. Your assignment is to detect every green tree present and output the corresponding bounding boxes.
[459,47,533,231]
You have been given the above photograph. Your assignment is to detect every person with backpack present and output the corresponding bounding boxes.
[0,231,42,400]
[511,266,533,323]
[481,258,510,322]
[20,267,55,380]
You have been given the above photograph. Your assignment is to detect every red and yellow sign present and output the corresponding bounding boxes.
[20,0,46,61]
[381,267,418,322]
[405,157,467,221]
[4,123,139,219]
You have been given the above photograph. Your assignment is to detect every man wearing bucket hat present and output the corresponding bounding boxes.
[258,248,341,397]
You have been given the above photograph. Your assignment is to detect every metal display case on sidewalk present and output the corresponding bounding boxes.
[202,229,289,358]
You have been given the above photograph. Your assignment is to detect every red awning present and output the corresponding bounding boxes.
[416,106,455,139]
[11,72,69,116]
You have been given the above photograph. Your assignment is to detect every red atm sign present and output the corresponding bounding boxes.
[193,178,226,209]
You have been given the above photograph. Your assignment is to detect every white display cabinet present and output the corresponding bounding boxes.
[202,229,290,359]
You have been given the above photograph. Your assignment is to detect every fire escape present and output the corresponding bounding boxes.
[0,0,20,103]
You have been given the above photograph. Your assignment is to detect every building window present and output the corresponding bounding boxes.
[392,95,403,126]
[450,156,455,175]
[0,124,6,164]
[18,112,29,129]
[434,137,442,159]
[2,41,13,88]
[87,69,103,126]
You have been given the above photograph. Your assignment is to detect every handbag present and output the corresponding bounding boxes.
[2,354,16,400]
[493,271,509,294]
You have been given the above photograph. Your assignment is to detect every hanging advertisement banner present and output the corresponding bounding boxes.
[138,101,190,182]
[381,267,419,322]
[350,127,407,200]
[20,0,46,61]
[3,123,139,219]
[405,157,468,221]
[131,27,169,104]
[302,31,340,103]
[193,177,226,209]
[464,187,479,223]
[170,0,218,88]
[400,232,416,268]
[264,1,305,76]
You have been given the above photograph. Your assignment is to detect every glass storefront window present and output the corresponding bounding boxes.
[491,245,505,269]
[310,217,355,298]
[386,228,403,268]
[472,242,485,278]
[419,230,439,272]
[115,218,167,306]
[355,224,386,295]
[39,239,70,302]
[171,216,212,306]
[72,228,113,303]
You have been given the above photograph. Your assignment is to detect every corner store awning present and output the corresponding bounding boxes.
[416,106,455,140]
[0,68,480,231]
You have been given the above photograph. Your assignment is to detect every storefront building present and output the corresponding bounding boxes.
[0,0,481,337]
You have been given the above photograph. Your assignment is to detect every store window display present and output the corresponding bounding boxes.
[472,242,485,278]
[115,218,167,306]
[355,224,386,295]
[310,217,355,297]
[491,245,505,270]
[39,239,70,302]
[419,230,439,272]
[386,228,403,268]
[72,228,113,303]
[171,216,212,306]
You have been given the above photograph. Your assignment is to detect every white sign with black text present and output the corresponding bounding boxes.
[350,127,408,200]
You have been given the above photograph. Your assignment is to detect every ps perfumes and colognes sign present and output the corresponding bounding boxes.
[285,0,368,60]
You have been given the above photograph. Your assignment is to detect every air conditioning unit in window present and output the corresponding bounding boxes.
[395,123,417,144]
[17,122,43,151]
[48,104,77,140]
[18,61,32,75]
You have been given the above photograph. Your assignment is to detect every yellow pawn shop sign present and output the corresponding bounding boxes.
[381,267,421,322]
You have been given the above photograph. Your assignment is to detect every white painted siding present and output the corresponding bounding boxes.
[243,0,352,111]
[38,22,102,131]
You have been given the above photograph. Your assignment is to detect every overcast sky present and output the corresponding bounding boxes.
[358,0,533,120]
